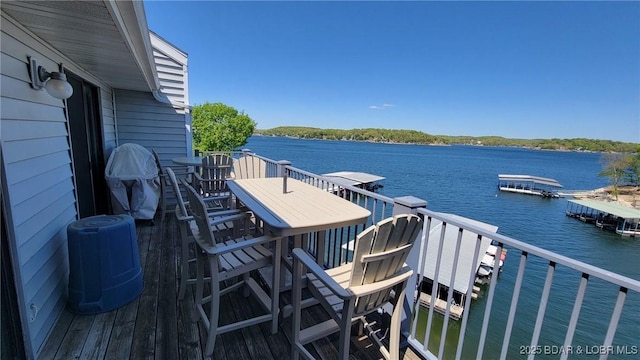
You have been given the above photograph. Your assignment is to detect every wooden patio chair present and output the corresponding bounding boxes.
[233,155,267,179]
[291,214,422,360]
[151,149,169,223]
[184,183,282,357]
[166,167,244,300]
[194,154,233,207]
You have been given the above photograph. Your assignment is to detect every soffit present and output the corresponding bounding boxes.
[2,0,151,91]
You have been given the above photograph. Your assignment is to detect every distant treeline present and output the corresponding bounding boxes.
[255,126,639,153]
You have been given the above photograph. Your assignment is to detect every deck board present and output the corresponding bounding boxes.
[39,214,423,360]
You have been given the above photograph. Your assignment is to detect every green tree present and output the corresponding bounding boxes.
[599,153,633,200]
[623,154,640,186]
[191,102,256,152]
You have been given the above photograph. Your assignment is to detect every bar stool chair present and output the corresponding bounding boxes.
[184,183,282,356]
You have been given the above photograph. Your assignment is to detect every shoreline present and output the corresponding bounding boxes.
[252,134,625,154]
[572,186,640,210]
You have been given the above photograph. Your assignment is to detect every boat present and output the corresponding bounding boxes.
[477,244,507,279]
[497,174,563,198]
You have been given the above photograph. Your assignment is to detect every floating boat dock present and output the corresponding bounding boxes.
[322,171,385,192]
[566,199,640,237]
[498,174,563,198]
[418,214,499,320]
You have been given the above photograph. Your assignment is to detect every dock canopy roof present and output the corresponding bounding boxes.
[498,174,563,188]
[421,213,498,294]
[322,171,385,187]
[568,199,640,220]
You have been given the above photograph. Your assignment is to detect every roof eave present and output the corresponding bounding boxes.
[104,0,160,93]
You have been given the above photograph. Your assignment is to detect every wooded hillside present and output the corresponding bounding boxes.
[255,126,639,153]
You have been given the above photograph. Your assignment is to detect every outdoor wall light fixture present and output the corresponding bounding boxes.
[28,56,73,100]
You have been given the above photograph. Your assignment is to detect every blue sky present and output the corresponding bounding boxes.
[145,1,639,143]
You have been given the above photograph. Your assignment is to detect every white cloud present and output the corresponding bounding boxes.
[369,103,395,110]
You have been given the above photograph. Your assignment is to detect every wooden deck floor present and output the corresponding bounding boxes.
[40,214,423,360]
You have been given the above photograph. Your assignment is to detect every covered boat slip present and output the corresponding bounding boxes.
[497,174,563,198]
[418,214,498,319]
[566,199,640,237]
[321,171,385,192]
[339,212,498,320]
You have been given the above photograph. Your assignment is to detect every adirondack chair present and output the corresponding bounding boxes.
[194,154,233,207]
[166,167,245,300]
[184,183,282,357]
[233,155,267,179]
[291,214,422,360]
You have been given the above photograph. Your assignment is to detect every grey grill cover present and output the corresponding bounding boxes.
[105,143,160,220]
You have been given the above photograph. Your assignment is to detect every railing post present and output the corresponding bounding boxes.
[391,196,428,345]
[276,160,291,178]
[392,196,427,216]
[241,148,251,156]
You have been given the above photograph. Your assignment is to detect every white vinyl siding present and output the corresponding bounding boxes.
[1,15,116,358]
[1,26,76,358]
[2,10,190,359]
[114,89,187,205]
[115,33,191,205]
[102,87,117,159]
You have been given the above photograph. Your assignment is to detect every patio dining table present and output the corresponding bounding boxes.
[227,177,371,238]
[171,156,203,167]
[227,177,371,316]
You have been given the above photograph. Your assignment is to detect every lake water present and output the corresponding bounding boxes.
[245,135,640,359]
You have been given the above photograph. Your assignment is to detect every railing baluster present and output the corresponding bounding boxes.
[527,261,556,360]
[455,234,484,360]
[477,243,503,360]
[500,251,528,360]
[560,273,589,360]
[439,227,464,359]
[599,287,627,360]
[411,216,432,337]
[423,220,448,353]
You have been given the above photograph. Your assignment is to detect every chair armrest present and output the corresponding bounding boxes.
[212,234,281,256]
[206,209,245,218]
[208,212,250,227]
[203,195,230,204]
[175,199,246,222]
[191,227,280,256]
[174,204,193,222]
[292,248,351,299]
[348,266,413,297]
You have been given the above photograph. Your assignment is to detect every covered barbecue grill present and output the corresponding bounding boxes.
[105,143,160,220]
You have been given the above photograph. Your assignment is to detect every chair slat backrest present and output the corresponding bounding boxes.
[166,167,188,218]
[184,183,217,247]
[350,214,422,315]
[233,156,267,179]
[201,154,233,194]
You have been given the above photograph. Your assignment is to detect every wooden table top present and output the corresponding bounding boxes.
[171,156,203,167]
[228,177,371,237]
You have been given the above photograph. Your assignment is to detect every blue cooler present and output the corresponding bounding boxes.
[67,214,143,314]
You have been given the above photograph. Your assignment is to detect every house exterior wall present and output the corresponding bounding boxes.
[1,10,190,358]
[115,33,191,203]
[1,14,117,358]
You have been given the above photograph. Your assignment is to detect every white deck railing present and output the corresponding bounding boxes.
[244,151,640,359]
